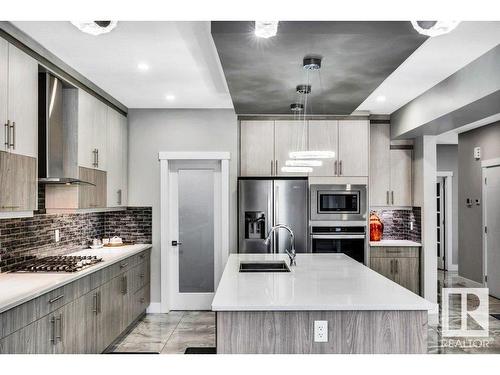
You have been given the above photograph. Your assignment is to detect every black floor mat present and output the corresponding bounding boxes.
[184,347,216,354]
[491,314,500,320]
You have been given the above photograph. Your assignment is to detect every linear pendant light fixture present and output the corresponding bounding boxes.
[281,166,314,173]
[286,160,323,167]
[289,151,336,159]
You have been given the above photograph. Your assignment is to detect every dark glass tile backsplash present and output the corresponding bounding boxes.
[0,207,152,272]
[371,207,421,242]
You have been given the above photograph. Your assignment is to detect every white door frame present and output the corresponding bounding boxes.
[437,171,456,271]
[481,157,500,286]
[159,151,230,313]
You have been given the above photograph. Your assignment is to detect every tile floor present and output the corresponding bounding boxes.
[112,270,500,354]
[111,311,215,354]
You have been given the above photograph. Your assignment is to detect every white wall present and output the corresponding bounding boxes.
[414,136,438,305]
[127,109,238,303]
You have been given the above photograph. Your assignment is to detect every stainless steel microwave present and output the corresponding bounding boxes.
[310,184,367,222]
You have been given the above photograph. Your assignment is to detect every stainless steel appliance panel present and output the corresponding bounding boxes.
[274,179,308,253]
[238,179,273,253]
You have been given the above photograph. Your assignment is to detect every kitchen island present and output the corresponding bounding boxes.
[212,253,435,354]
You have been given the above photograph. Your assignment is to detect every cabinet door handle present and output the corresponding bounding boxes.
[120,262,128,269]
[4,121,9,149]
[339,160,343,175]
[117,189,122,205]
[139,253,145,260]
[92,292,98,314]
[270,160,274,175]
[48,294,64,304]
[122,275,128,294]
[390,259,394,274]
[391,191,394,205]
[334,160,338,175]
[50,316,56,344]
[275,160,278,174]
[55,313,63,343]
[10,122,15,149]
[140,297,145,303]
[394,259,398,274]
[386,191,389,205]
[96,149,99,168]
[1,205,20,209]
[98,291,102,314]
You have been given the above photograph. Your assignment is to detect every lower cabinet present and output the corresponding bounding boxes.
[0,249,151,354]
[369,246,420,295]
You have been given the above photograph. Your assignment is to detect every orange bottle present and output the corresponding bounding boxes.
[369,212,384,241]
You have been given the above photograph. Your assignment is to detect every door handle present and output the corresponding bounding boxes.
[339,160,343,175]
[270,160,274,175]
[334,160,338,175]
[390,259,394,274]
[275,160,278,174]
[50,316,56,344]
[98,291,102,314]
[93,292,98,314]
[96,149,99,168]
[391,191,394,205]
[386,191,390,205]
[10,122,15,149]
[48,294,64,304]
[4,121,9,149]
[55,313,62,343]
[394,259,398,274]
[171,240,182,246]
[117,189,122,205]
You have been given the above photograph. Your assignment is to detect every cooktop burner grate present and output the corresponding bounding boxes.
[11,255,103,273]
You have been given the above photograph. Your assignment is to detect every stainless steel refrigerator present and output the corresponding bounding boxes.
[238,177,308,253]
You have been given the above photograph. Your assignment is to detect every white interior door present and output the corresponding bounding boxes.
[485,165,500,298]
[168,160,222,310]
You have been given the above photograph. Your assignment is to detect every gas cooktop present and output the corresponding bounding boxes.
[11,255,103,273]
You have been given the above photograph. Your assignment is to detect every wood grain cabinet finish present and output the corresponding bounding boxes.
[274,120,308,176]
[0,151,37,211]
[337,120,369,177]
[370,123,412,207]
[78,166,107,208]
[370,246,420,295]
[106,108,128,207]
[307,120,338,176]
[0,39,8,152]
[240,120,275,176]
[0,249,151,354]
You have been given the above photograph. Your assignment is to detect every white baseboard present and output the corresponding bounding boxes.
[146,302,162,313]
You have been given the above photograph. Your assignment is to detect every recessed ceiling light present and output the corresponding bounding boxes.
[165,94,175,101]
[376,95,387,103]
[137,63,150,71]
[254,21,279,38]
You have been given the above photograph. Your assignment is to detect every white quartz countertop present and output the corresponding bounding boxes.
[370,240,422,247]
[0,244,152,314]
[212,253,435,311]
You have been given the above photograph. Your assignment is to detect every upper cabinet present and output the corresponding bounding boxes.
[369,123,412,207]
[78,90,107,170]
[0,41,38,158]
[240,119,368,177]
[240,120,274,176]
[106,108,128,207]
[274,120,308,176]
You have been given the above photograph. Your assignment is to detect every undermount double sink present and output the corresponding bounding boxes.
[239,261,290,273]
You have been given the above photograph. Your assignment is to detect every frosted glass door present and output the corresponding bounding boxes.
[178,169,215,293]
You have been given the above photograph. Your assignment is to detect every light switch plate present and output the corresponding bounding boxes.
[314,320,328,342]
[474,147,481,160]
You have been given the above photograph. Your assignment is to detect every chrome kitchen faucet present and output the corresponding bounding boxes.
[264,224,297,266]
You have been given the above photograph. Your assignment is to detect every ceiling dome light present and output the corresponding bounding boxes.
[296,84,311,94]
[290,103,304,112]
[254,21,279,39]
[376,95,386,103]
[303,56,322,70]
[165,94,176,101]
[71,21,118,36]
[411,21,460,37]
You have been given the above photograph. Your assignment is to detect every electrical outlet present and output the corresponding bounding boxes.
[314,320,328,342]
[55,229,60,243]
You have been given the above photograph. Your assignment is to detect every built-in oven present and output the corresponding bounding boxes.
[310,184,367,222]
[310,226,366,263]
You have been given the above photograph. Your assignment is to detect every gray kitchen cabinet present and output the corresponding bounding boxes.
[78,90,107,170]
[0,248,151,354]
[370,123,412,207]
[369,123,391,205]
[106,107,128,207]
[337,120,369,176]
[0,151,37,211]
[390,149,413,206]
[0,39,7,152]
[307,120,338,176]
[274,120,308,176]
[240,120,275,176]
[78,166,107,208]
[370,246,420,295]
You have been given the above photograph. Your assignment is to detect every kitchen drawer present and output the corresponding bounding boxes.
[0,274,92,339]
[130,258,150,293]
[370,246,419,258]
[90,254,136,286]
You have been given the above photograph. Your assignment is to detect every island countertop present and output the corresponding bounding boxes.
[212,253,435,312]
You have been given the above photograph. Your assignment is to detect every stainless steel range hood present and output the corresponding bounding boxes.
[38,73,93,185]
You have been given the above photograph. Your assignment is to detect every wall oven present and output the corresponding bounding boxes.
[310,184,367,222]
[310,226,366,263]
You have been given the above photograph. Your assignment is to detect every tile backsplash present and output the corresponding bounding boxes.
[0,207,152,272]
[371,207,421,242]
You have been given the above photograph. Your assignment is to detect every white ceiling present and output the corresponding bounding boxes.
[13,21,233,109]
[357,21,500,114]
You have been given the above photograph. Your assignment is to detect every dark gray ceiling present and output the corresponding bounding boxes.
[211,21,428,115]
